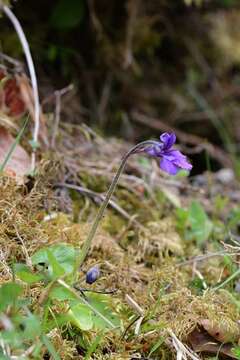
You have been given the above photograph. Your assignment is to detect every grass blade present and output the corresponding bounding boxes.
[0,115,29,173]
[84,333,104,360]
[41,334,61,360]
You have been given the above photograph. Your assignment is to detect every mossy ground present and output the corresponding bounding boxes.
[1,125,240,359]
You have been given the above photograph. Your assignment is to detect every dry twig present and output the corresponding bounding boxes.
[51,84,74,148]
[57,182,145,229]
[1,4,40,171]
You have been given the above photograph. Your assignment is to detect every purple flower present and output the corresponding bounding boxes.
[145,132,192,175]
[86,265,100,284]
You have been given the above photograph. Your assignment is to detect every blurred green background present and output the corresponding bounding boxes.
[1,0,240,173]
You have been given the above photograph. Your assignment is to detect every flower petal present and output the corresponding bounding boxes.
[160,132,176,150]
[163,150,192,170]
[160,158,179,175]
[144,133,192,174]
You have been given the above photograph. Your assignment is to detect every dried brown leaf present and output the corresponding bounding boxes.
[188,328,238,359]
[200,318,240,343]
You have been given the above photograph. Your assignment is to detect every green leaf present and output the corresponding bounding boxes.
[176,207,189,232]
[1,329,22,348]
[187,201,213,244]
[49,284,77,302]
[189,277,205,294]
[86,293,120,330]
[31,243,76,279]
[51,0,84,30]
[84,333,104,360]
[21,313,42,340]
[0,283,22,312]
[228,207,240,229]
[232,346,240,359]
[0,352,11,360]
[14,263,44,284]
[148,336,165,357]
[47,250,65,279]
[68,303,93,331]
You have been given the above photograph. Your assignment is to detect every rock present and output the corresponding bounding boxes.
[215,168,234,184]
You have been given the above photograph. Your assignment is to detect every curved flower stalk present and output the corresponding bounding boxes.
[77,133,192,270]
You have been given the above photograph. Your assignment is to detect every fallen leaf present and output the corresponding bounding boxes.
[0,70,26,118]
[17,74,49,147]
[4,78,26,117]
[200,318,240,343]
[0,70,48,147]
[188,328,238,359]
[0,127,31,183]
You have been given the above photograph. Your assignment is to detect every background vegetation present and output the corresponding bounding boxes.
[2,0,240,172]
[1,1,240,359]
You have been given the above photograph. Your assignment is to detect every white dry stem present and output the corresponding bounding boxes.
[0,336,10,357]
[0,52,23,70]
[167,329,200,360]
[125,294,144,317]
[0,314,14,331]
[15,344,36,358]
[14,224,32,269]
[192,263,208,290]
[1,4,40,171]
[0,248,11,278]
[134,316,144,336]
[43,212,58,222]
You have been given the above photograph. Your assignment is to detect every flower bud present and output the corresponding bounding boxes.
[86,265,100,284]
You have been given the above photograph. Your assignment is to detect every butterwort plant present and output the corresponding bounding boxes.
[78,133,192,276]
[145,133,192,175]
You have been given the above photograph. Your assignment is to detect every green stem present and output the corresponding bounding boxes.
[213,268,240,291]
[0,116,29,173]
[76,140,159,269]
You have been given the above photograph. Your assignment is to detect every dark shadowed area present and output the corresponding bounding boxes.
[1,1,240,360]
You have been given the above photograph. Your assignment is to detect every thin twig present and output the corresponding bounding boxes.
[98,73,112,126]
[177,250,236,267]
[14,224,32,269]
[51,91,61,149]
[124,0,139,69]
[56,182,145,229]
[2,4,40,172]
[51,84,74,148]
[74,285,117,295]
[0,52,23,70]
